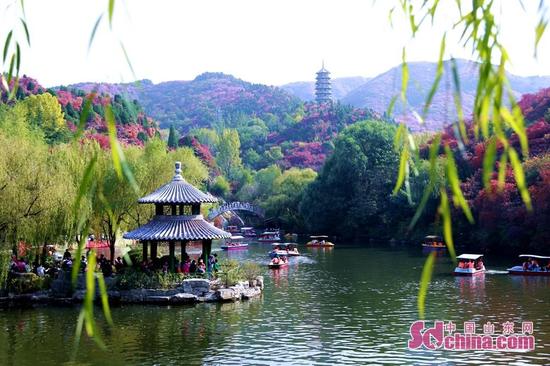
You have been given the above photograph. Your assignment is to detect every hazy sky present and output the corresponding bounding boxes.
[1,0,549,87]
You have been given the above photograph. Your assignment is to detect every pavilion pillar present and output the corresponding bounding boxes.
[151,242,158,262]
[169,241,175,272]
[202,239,212,270]
[143,241,148,262]
[180,240,187,263]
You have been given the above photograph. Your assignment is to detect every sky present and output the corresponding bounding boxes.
[1,0,549,87]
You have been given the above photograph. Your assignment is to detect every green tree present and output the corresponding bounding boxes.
[301,120,399,237]
[16,93,68,144]
[216,129,242,180]
[210,175,230,198]
[167,124,179,148]
[263,168,317,230]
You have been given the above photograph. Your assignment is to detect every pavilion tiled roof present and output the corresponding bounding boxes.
[123,215,231,241]
[138,162,218,204]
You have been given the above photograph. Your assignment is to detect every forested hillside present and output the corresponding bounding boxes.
[1,76,159,146]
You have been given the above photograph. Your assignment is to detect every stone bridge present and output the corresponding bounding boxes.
[207,201,265,221]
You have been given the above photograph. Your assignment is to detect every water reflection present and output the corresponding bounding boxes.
[0,243,549,365]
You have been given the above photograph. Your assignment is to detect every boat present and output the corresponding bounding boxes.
[422,235,445,249]
[240,227,257,237]
[258,230,281,243]
[284,232,298,241]
[306,235,334,247]
[454,254,486,276]
[220,235,249,250]
[269,243,300,258]
[507,254,550,276]
[226,225,240,234]
[268,255,289,269]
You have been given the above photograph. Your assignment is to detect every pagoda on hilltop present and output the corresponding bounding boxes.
[123,162,231,272]
[315,61,332,104]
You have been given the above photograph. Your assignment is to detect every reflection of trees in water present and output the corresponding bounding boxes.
[107,301,263,364]
[0,301,264,365]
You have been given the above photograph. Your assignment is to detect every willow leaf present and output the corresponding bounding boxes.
[535,17,547,57]
[418,251,436,319]
[20,18,30,46]
[97,273,113,325]
[450,58,468,144]
[445,146,473,223]
[76,93,94,139]
[387,95,398,117]
[73,154,97,216]
[3,30,12,63]
[108,0,115,27]
[439,190,456,261]
[497,151,508,190]
[88,15,103,50]
[482,138,496,189]
[508,148,532,210]
[409,134,441,230]
[120,42,136,79]
[393,123,406,151]
[401,48,409,103]
[423,33,445,117]
[105,104,122,179]
[393,147,409,196]
[71,223,90,285]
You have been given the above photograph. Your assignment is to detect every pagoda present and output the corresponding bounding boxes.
[315,61,332,104]
[123,162,231,272]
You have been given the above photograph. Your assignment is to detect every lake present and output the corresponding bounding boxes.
[0,242,549,365]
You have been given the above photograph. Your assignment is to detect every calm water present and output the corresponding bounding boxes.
[0,243,549,365]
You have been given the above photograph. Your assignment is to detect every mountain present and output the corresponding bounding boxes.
[3,75,160,146]
[342,59,550,131]
[70,73,302,131]
[281,76,369,101]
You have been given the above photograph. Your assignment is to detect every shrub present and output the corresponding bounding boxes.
[8,273,49,294]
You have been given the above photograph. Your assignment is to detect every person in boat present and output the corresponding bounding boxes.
[475,259,484,270]
[523,259,530,271]
[529,259,540,271]
[458,261,464,269]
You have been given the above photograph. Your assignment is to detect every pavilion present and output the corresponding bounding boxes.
[123,162,231,272]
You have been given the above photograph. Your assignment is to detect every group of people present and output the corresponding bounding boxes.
[458,259,484,270]
[9,256,52,277]
[522,258,550,271]
[139,253,221,276]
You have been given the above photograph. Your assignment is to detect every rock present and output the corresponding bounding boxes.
[217,288,237,301]
[119,289,146,303]
[145,295,171,304]
[145,289,178,297]
[203,291,220,302]
[72,290,86,301]
[242,287,261,299]
[170,293,197,304]
[255,276,264,289]
[182,279,210,296]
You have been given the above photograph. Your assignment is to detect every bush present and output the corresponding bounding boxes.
[8,273,49,294]
[115,268,186,290]
[240,262,262,282]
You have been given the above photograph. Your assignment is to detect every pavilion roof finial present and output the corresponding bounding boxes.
[174,161,184,181]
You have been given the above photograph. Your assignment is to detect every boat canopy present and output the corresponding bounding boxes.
[518,254,550,259]
[425,235,442,240]
[230,235,244,240]
[272,242,296,247]
[310,235,329,239]
[457,254,484,260]
[261,231,278,235]
[241,227,253,230]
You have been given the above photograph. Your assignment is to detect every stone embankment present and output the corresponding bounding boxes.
[0,272,264,307]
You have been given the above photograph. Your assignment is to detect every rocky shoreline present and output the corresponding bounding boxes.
[0,274,264,308]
